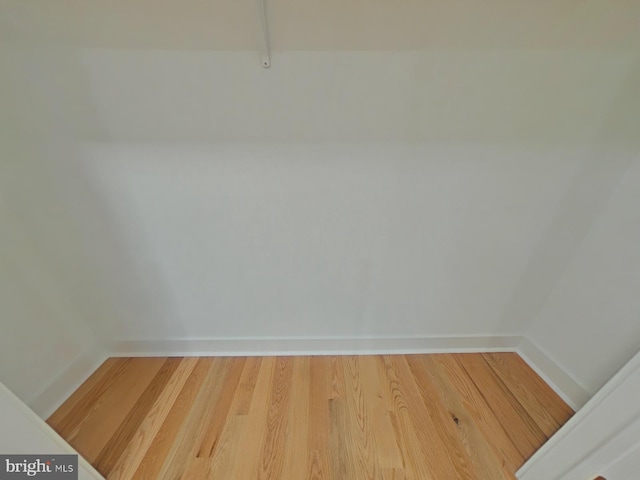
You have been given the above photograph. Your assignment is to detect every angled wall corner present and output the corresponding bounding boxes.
[0,382,105,479]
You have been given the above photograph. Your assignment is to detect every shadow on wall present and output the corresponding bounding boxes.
[495,58,640,380]
[0,46,187,392]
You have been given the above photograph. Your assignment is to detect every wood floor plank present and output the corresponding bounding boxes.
[415,355,514,480]
[391,355,461,478]
[482,352,573,434]
[307,356,331,480]
[433,354,525,473]
[156,357,232,480]
[396,355,477,480]
[68,358,166,463]
[380,468,404,480]
[256,357,294,480]
[382,355,435,480]
[196,357,246,458]
[161,357,245,478]
[93,358,183,476]
[207,415,248,479]
[48,354,573,480]
[358,356,403,469]
[230,356,262,416]
[375,354,398,413]
[281,357,311,480]
[209,359,268,478]
[181,457,208,479]
[47,357,118,428]
[330,355,346,399]
[342,356,378,478]
[130,358,213,480]
[227,356,275,480]
[49,358,132,439]
[329,395,357,480]
[108,357,198,480]
[455,354,548,460]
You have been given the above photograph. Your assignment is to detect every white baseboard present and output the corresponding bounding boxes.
[516,336,590,411]
[108,336,590,411]
[35,335,588,418]
[106,335,521,358]
[28,344,109,420]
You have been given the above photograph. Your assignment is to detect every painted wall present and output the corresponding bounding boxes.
[0,187,97,405]
[76,49,634,146]
[72,49,638,348]
[0,49,106,406]
[82,142,586,341]
[526,154,640,396]
[0,382,104,479]
[522,60,640,397]
[1,0,640,404]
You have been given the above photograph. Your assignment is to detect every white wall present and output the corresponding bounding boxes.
[526,154,640,396]
[0,190,98,406]
[0,382,104,479]
[72,49,639,352]
[1,0,640,407]
[82,142,586,341]
[0,49,109,411]
[523,60,640,398]
[76,49,634,145]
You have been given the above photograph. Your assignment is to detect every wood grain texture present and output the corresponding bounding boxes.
[432,354,525,473]
[108,357,198,480]
[412,355,512,480]
[64,358,166,463]
[389,354,475,479]
[454,354,549,460]
[129,358,212,480]
[308,356,331,480]
[93,358,182,475]
[48,354,573,480]
[481,352,574,434]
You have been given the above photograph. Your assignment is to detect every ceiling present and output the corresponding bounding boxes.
[1,0,638,146]
[1,0,639,51]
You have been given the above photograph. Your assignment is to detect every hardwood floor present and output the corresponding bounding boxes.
[47,354,573,479]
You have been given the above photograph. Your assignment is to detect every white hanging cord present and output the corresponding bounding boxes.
[257,0,271,68]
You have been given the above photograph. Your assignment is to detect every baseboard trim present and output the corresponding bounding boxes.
[28,344,109,420]
[107,335,521,358]
[75,335,588,413]
[516,336,590,411]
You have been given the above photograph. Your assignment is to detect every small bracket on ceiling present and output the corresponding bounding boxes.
[257,0,271,68]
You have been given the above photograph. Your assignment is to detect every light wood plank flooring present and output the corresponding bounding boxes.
[47,354,573,479]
